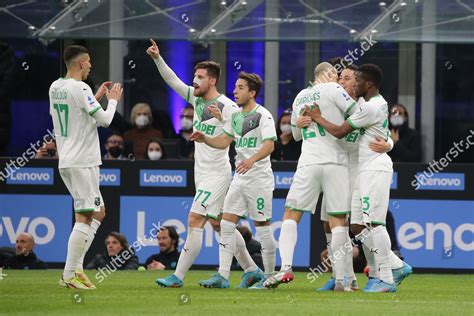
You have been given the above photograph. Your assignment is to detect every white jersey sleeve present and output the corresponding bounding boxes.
[261,111,277,142]
[77,83,102,116]
[223,114,234,137]
[347,102,376,131]
[329,83,357,116]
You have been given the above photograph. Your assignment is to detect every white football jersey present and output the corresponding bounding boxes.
[344,97,365,167]
[291,82,356,168]
[347,94,393,172]
[49,78,102,169]
[223,105,277,189]
[185,87,238,176]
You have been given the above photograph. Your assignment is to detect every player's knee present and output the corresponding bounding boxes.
[323,221,331,233]
[188,212,207,228]
[254,220,271,227]
[283,209,302,223]
[208,218,221,232]
[93,206,106,222]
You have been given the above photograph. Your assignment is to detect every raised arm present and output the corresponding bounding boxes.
[146,39,191,101]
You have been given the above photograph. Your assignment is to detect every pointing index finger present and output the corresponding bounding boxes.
[150,38,157,47]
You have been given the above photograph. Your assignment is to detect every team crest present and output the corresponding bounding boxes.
[248,119,257,128]
[94,197,101,207]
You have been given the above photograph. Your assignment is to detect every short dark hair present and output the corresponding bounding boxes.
[160,226,179,250]
[194,61,221,84]
[357,64,383,88]
[345,64,359,72]
[327,57,359,75]
[238,71,263,97]
[63,45,89,66]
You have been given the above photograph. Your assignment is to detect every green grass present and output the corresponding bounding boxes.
[1,270,473,315]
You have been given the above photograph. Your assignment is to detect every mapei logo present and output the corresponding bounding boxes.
[413,172,465,191]
[6,168,54,185]
[0,216,55,245]
[140,170,187,187]
[274,172,294,189]
[99,169,120,186]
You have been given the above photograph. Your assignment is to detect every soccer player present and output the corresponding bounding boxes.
[263,62,357,290]
[308,64,412,292]
[50,45,123,289]
[318,64,394,291]
[191,72,277,289]
[146,40,263,288]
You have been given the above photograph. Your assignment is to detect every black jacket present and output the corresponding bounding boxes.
[4,252,47,270]
[388,123,422,162]
[86,250,139,270]
[145,249,180,269]
[271,138,302,161]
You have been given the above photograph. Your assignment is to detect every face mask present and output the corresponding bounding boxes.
[135,114,149,128]
[280,124,292,134]
[390,114,404,127]
[108,146,122,158]
[181,117,193,131]
[148,151,162,161]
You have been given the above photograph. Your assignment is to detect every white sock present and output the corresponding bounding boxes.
[279,219,297,271]
[346,234,356,282]
[218,220,237,279]
[331,226,349,282]
[77,219,101,271]
[371,226,394,284]
[234,229,258,273]
[174,227,203,280]
[357,229,379,279]
[256,226,276,278]
[390,250,404,270]
[63,222,90,279]
[325,233,335,278]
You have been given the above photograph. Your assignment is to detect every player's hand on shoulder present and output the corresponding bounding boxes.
[208,102,222,121]
[190,131,205,142]
[106,83,123,101]
[146,39,160,59]
[296,116,312,128]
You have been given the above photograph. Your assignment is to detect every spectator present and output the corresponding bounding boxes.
[4,233,47,269]
[152,109,178,139]
[387,103,422,162]
[145,226,180,270]
[144,138,167,160]
[271,109,302,161]
[34,136,58,159]
[103,132,127,160]
[232,226,263,271]
[86,232,139,270]
[178,105,195,159]
[124,103,163,159]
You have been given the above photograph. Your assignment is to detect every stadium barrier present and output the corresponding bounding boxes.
[0,158,472,271]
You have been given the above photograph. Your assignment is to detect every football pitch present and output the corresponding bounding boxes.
[1,270,473,315]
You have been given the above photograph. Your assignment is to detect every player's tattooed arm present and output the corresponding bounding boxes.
[190,131,233,149]
[305,104,354,139]
[235,140,274,175]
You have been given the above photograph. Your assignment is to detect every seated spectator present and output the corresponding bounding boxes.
[145,226,180,270]
[86,232,139,270]
[144,138,167,160]
[152,109,178,139]
[124,103,163,159]
[387,103,421,162]
[4,233,47,269]
[232,226,263,271]
[271,109,302,161]
[178,105,195,159]
[103,132,127,160]
[34,136,58,159]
